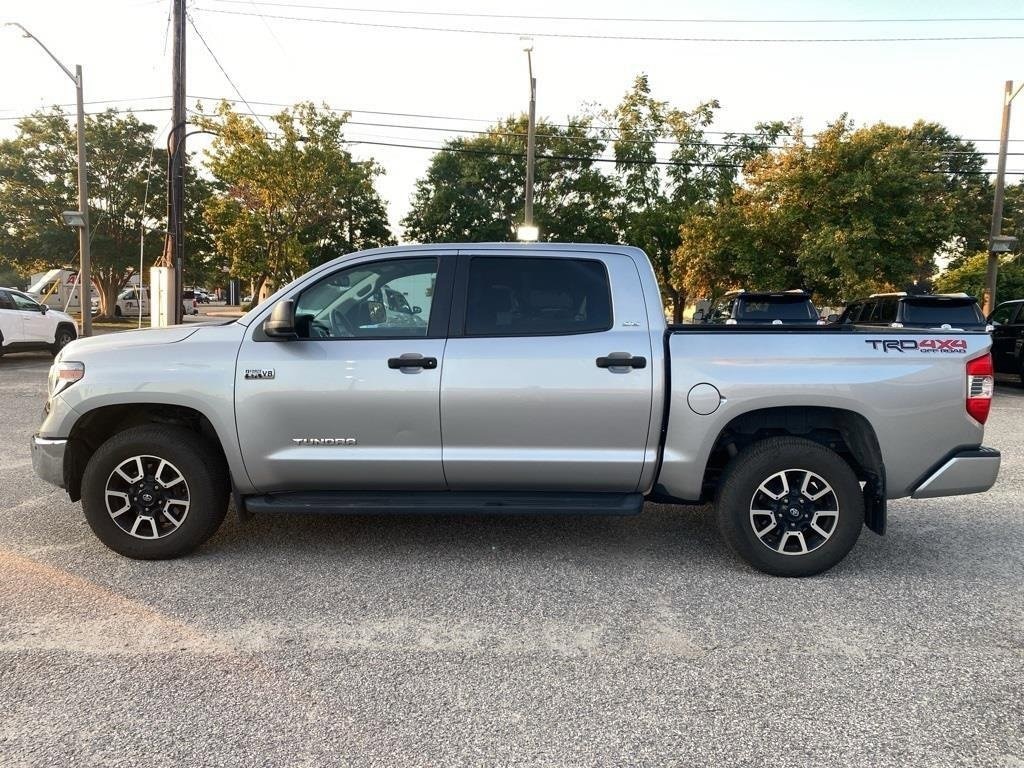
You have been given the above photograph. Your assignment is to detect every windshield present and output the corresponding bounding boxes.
[735,297,818,322]
[902,299,985,327]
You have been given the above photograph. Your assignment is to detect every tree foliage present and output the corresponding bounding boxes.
[610,74,785,321]
[677,118,990,303]
[401,115,618,244]
[0,108,193,315]
[934,252,1024,302]
[198,102,393,303]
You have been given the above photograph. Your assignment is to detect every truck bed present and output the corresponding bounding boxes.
[656,325,992,502]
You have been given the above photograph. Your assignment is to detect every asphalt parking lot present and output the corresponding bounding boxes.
[1,350,1021,767]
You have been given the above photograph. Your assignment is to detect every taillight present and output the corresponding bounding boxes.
[966,353,994,424]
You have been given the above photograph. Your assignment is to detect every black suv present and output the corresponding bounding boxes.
[702,290,822,325]
[989,299,1024,383]
[836,293,987,330]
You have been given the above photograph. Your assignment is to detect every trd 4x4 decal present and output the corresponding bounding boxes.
[865,339,968,353]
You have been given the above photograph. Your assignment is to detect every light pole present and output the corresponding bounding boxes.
[518,37,539,242]
[984,79,1023,315]
[5,23,92,336]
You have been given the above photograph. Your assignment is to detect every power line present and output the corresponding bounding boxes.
[204,1,1024,26]
[188,95,1024,145]
[0,106,172,122]
[192,7,1024,43]
[185,106,1024,157]
[185,12,267,129]
[339,137,1024,174]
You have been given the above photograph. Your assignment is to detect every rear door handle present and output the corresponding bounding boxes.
[596,353,647,370]
[388,355,438,370]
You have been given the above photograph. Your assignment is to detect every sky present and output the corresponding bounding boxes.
[2,0,1023,241]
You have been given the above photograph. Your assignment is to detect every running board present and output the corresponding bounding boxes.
[243,491,644,517]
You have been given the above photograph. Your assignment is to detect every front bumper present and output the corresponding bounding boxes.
[911,447,1001,499]
[31,435,67,489]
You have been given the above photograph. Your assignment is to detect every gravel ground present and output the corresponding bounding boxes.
[0,350,1021,767]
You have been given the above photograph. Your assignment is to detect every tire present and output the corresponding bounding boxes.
[716,436,864,577]
[114,305,122,318]
[80,425,228,559]
[51,325,76,355]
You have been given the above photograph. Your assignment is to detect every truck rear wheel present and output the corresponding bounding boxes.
[716,437,863,577]
[80,425,228,559]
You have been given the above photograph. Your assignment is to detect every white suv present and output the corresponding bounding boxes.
[0,287,78,357]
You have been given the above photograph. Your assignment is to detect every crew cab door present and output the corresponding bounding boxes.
[234,253,455,492]
[10,291,51,342]
[440,252,654,491]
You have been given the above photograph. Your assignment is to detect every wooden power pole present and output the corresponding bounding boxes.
[162,0,187,323]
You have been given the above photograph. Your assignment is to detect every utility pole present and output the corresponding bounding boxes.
[5,23,92,336]
[518,37,538,242]
[72,66,92,337]
[984,80,1015,315]
[162,0,187,324]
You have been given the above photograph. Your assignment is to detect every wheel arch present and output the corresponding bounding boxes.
[702,405,886,534]
[54,321,77,341]
[64,402,232,502]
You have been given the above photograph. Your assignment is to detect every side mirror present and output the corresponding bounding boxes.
[411,305,422,315]
[263,299,298,340]
[827,313,840,323]
[39,304,48,314]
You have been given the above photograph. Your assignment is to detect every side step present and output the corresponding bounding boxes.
[243,491,644,517]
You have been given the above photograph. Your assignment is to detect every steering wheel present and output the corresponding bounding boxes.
[308,319,332,338]
[330,308,358,337]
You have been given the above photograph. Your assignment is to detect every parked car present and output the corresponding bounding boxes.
[181,291,200,315]
[31,244,1000,576]
[702,290,822,325]
[114,287,148,318]
[0,287,77,356]
[115,287,197,318]
[192,288,211,304]
[835,293,987,330]
[988,299,1024,383]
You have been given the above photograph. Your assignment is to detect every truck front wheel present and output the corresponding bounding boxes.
[80,425,228,559]
[716,437,863,577]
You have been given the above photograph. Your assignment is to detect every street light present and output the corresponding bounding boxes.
[983,79,1024,315]
[5,22,92,336]
[519,36,538,242]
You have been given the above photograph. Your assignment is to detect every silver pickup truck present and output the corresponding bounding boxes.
[31,244,1001,576]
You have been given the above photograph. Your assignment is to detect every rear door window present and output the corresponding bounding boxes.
[464,257,612,336]
[902,299,985,326]
[735,297,816,322]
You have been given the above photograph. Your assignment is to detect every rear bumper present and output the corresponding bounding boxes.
[31,435,67,489]
[911,447,1001,499]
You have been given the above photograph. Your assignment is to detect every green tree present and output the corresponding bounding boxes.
[678,118,991,304]
[199,102,394,303]
[610,74,785,321]
[402,115,619,244]
[0,108,200,317]
[934,252,1024,302]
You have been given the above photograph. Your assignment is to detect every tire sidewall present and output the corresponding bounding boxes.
[717,438,864,577]
[81,425,226,559]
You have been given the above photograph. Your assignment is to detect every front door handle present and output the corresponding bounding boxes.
[596,353,647,370]
[388,355,438,370]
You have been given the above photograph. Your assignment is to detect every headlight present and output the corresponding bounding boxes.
[48,361,84,398]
